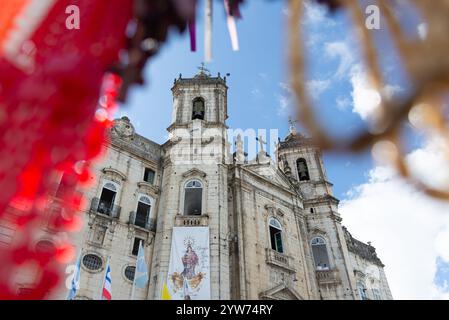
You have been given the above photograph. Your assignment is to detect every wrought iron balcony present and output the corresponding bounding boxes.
[90,197,121,219]
[265,248,296,273]
[128,211,156,232]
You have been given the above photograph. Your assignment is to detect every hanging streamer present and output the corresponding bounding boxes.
[204,0,213,62]
[224,0,240,51]
[188,19,196,52]
[188,0,198,52]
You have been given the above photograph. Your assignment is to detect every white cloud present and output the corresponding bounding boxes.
[407,138,449,190]
[324,41,355,79]
[349,65,382,120]
[303,0,334,26]
[336,96,351,111]
[251,88,263,99]
[279,82,292,93]
[322,41,403,120]
[340,142,449,299]
[306,79,331,98]
[349,65,402,121]
[277,94,290,116]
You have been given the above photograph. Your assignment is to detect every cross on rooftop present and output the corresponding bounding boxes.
[197,62,210,76]
[288,116,299,127]
[288,116,299,135]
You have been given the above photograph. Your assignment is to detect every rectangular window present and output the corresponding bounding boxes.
[143,168,155,184]
[135,202,151,228]
[269,227,284,253]
[184,188,202,215]
[275,232,283,253]
[132,238,143,256]
[98,188,116,216]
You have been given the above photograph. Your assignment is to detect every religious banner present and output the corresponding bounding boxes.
[167,227,210,300]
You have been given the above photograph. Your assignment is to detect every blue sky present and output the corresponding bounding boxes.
[120,0,374,199]
[118,1,449,299]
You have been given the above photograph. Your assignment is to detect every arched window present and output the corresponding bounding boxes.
[269,218,284,253]
[296,158,310,181]
[184,180,203,215]
[134,196,151,228]
[192,97,205,120]
[311,237,330,270]
[358,282,368,300]
[98,182,118,216]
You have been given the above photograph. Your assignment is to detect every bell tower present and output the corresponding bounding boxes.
[277,125,358,300]
[149,67,231,300]
[170,63,228,128]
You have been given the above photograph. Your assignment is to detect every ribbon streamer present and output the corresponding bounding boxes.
[187,0,198,52]
[224,0,240,51]
[204,0,213,62]
[188,18,196,52]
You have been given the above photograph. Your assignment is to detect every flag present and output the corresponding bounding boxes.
[67,253,81,300]
[161,282,172,300]
[134,241,149,289]
[101,258,112,300]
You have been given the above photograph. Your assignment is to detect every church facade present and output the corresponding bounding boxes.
[2,70,393,300]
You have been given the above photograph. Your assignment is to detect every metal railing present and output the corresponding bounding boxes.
[90,198,121,219]
[129,211,156,232]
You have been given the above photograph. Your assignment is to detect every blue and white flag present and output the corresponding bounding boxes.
[134,241,149,289]
[67,253,81,300]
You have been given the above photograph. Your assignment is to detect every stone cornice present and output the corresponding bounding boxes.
[137,182,160,196]
[182,168,207,179]
[102,167,127,182]
[303,194,340,206]
[237,166,298,198]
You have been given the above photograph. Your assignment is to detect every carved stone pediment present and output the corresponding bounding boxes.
[111,116,135,139]
[102,167,126,182]
[259,283,303,300]
[182,168,207,179]
[137,181,160,195]
[264,205,285,218]
[309,227,326,236]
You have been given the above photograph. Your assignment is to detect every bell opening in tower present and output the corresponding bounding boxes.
[192,97,205,120]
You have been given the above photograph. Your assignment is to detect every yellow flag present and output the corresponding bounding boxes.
[161,282,172,300]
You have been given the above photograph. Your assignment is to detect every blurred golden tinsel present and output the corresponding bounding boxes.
[288,0,449,199]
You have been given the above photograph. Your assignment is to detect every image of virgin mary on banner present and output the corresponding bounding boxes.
[167,227,210,300]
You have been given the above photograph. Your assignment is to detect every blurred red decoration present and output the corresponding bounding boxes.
[0,0,244,300]
[0,0,132,299]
